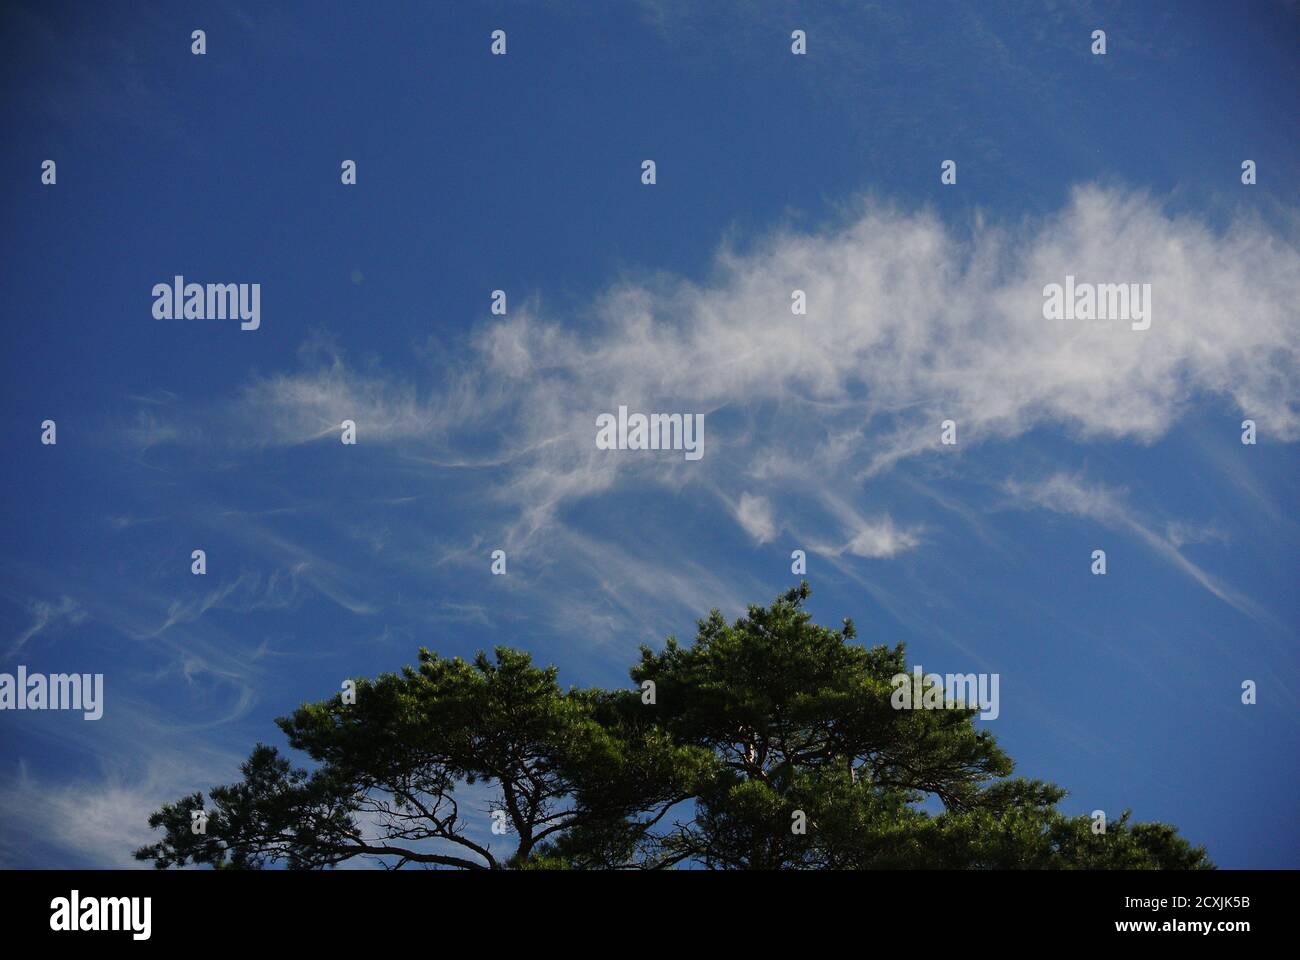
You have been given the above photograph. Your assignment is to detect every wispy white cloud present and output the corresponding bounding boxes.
[97,184,1296,648]
[0,749,240,869]
[733,492,778,543]
[151,186,1297,544]
[1005,472,1271,623]
[8,595,86,658]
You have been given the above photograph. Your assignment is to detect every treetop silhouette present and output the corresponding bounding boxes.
[136,583,1211,870]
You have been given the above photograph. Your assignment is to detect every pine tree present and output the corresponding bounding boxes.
[136,583,1211,870]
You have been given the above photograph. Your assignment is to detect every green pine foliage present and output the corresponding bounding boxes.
[135,583,1211,870]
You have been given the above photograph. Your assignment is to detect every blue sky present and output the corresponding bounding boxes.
[1,0,1297,869]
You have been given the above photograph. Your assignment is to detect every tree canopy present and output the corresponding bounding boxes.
[136,583,1211,869]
